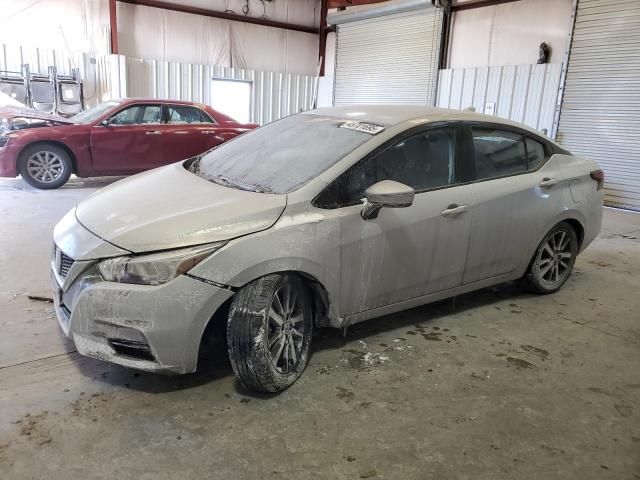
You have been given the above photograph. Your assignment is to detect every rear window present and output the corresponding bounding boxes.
[190,114,375,193]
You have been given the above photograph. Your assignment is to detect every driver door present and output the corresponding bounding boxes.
[324,125,474,316]
[90,103,165,173]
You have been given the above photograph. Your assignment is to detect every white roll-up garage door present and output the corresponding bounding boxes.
[556,0,640,210]
[332,7,444,106]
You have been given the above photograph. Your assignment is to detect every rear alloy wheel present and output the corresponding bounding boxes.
[18,144,72,189]
[227,273,313,393]
[524,222,578,294]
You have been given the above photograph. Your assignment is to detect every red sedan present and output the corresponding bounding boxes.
[0,99,257,189]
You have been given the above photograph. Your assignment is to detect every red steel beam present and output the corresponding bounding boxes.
[109,0,118,54]
[328,0,389,7]
[451,0,522,12]
[117,0,319,34]
[319,0,328,76]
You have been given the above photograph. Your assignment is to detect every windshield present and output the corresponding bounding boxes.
[71,100,121,124]
[190,114,375,193]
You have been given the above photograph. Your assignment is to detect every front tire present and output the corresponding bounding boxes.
[18,143,72,189]
[227,273,313,393]
[523,222,578,294]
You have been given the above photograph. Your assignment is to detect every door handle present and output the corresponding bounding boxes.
[539,177,557,188]
[441,204,469,218]
[145,130,161,135]
[202,131,225,141]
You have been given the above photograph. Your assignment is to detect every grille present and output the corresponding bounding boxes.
[60,251,74,278]
[108,339,155,362]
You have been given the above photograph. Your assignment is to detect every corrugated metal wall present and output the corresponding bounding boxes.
[437,63,563,135]
[0,43,114,106]
[124,56,316,125]
[556,0,640,211]
[1,43,84,76]
[1,44,315,126]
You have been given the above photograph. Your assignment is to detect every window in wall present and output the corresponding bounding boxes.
[110,105,162,125]
[167,105,214,124]
[338,128,456,205]
[472,128,528,180]
[210,79,252,124]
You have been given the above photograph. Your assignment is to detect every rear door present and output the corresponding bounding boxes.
[163,104,224,162]
[462,124,564,284]
[316,124,474,315]
[90,103,164,173]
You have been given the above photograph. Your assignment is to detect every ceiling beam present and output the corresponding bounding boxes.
[117,0,319,34]
[451,0,522,12]
[328,0,390,7]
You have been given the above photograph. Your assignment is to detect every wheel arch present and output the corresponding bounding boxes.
[563,218,585,251]
[18,140,78,173]
[196,269,335,369]
[519,213,587,278]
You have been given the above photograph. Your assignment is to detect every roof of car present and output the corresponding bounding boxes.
[307,105,549,137]
[113,98,240,123]
[118,98,209,108]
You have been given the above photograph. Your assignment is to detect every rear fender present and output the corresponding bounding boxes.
[515,210,587,277]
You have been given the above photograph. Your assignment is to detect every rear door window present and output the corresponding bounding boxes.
[167,105,214,124]
[471,127,551,180]
[472,128,528,180]
[525,137,548,170]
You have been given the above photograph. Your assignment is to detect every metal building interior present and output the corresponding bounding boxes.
[0,0,638,478]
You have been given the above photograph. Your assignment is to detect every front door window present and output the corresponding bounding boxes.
[109,105,162,125]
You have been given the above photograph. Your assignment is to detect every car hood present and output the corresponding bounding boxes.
[75,162,287,253]
[0,106,74,123]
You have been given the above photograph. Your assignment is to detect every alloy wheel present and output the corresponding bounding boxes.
[26,151,65,184]
[539,230,573,286]
[267,284,305,374]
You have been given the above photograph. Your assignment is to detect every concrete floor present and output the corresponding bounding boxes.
[0,176,639,480]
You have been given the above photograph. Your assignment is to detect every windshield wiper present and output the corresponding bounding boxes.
[210,174,263,193]
[187,156,201,174]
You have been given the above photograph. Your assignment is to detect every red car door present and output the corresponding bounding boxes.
[163,104,226,162]
[90,103,165,173]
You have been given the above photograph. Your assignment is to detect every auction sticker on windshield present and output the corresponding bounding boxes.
[339,120,385,135]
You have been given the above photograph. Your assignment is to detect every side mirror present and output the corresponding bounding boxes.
[361,180,415,220]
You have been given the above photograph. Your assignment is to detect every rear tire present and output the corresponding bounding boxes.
[227,273,313,393]
[523,222,578,294]
[18,143,72,189]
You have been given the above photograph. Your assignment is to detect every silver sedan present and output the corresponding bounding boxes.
[51,106,604,392]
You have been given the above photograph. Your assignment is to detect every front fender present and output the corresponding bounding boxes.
[188,205,342,319]
[15,127,93,176]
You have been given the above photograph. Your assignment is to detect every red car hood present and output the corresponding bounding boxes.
[0,107,75,124]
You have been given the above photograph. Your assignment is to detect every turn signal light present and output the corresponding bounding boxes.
[590,170,604,191]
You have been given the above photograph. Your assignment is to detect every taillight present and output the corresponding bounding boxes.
[590,169,604,191]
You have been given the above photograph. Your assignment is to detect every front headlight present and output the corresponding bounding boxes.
[97,242,225,285]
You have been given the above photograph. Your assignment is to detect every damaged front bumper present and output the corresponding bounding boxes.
[51,256,233,374]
